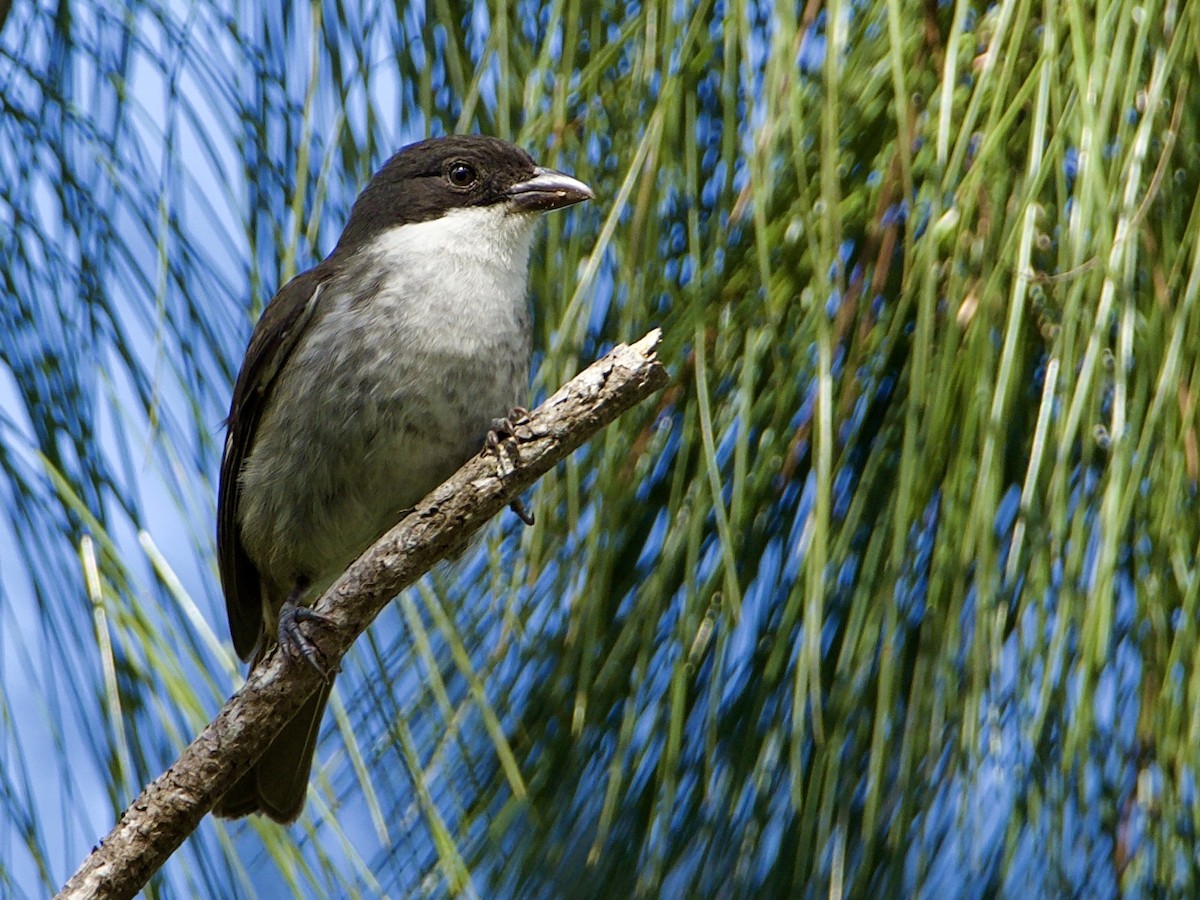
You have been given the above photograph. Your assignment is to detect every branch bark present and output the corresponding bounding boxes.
[57,329,669,900]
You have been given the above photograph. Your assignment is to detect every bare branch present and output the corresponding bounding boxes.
[57,329,669,900]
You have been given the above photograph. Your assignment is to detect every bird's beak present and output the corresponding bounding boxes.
[507,167,594,212]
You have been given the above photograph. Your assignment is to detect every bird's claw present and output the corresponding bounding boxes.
[486,408,535,526]
[509,496,535,526]
[487,407,530,447]
[279,601,335,678]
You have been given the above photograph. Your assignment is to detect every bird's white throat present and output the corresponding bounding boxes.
[375,204,537,281]
[357,204,536,354]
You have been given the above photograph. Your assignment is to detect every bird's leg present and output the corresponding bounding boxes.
[278,577,335,677]
[486,407,535,526]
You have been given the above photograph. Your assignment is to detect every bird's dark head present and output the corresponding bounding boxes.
[337,135,593,252]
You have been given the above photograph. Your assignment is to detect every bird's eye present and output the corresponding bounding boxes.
[447,162,477,187]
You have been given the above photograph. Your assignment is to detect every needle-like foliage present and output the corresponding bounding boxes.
[1,0,1198,896]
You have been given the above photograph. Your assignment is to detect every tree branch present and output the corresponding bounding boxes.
[57,329,669,900]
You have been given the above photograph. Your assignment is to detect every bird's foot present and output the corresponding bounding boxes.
[486,407,530,450]
[278,584,335,678]
[486,408,535,526]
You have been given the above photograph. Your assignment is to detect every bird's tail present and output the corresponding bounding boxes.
[213,678,333,824]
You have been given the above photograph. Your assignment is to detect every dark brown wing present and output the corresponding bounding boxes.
[218,265,329,661]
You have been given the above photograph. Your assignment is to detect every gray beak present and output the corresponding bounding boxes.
[507,166,594,212]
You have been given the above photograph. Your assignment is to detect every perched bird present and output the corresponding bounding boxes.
[214,135,593,822]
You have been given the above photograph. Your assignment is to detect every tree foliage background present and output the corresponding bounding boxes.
[2,0,1199,896]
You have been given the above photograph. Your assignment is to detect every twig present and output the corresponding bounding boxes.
[57,329,669,900]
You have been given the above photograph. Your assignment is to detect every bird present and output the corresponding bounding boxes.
[213,135,593,822]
